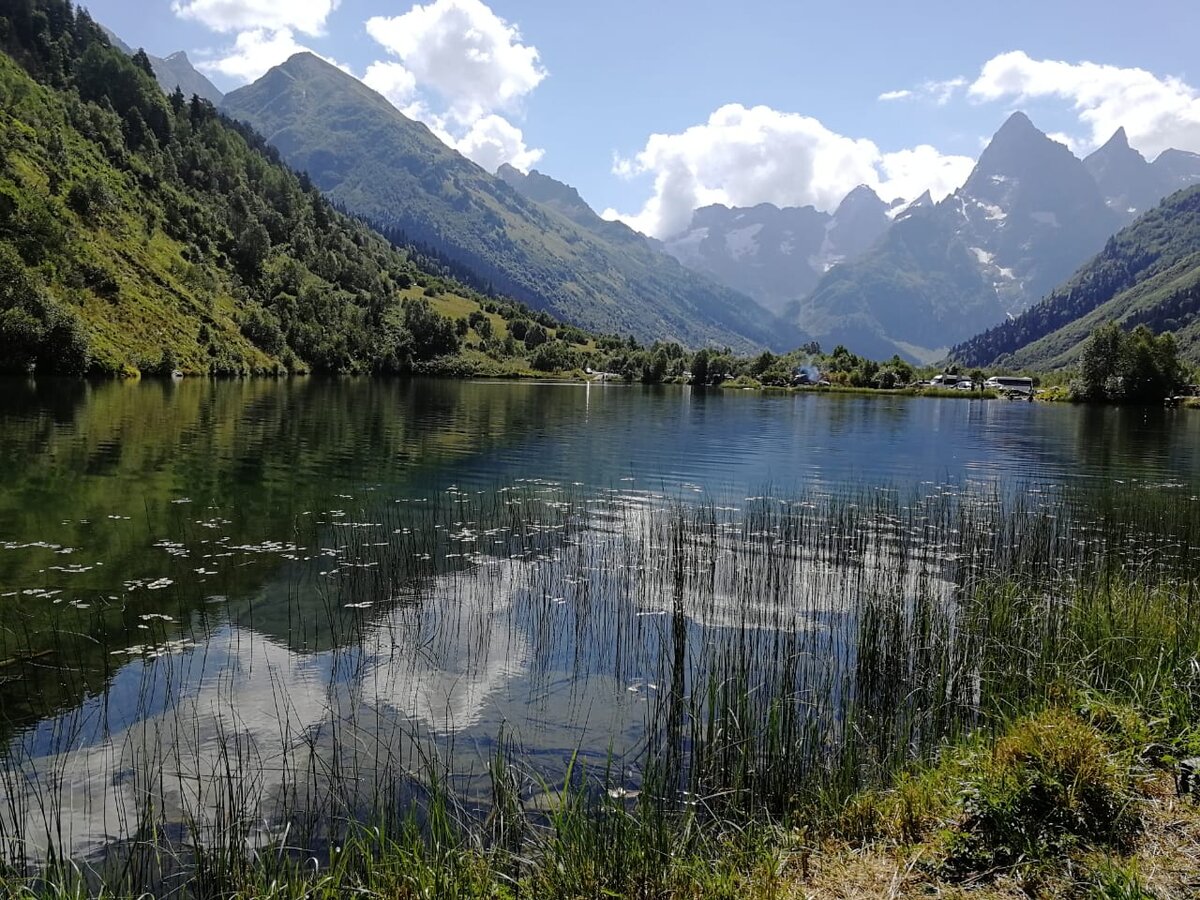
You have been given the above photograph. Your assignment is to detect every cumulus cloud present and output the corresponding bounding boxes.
[366,0,546,123]
[604,104,973,239]
[197,28,309,82]
[452,114,544,172]
[172,0,339,35]
[363,61,418,107]
[878,145,974,201]
[968,50,1200,157]
[363,0,547,173]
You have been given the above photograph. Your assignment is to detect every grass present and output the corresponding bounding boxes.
[0,483,1198,897]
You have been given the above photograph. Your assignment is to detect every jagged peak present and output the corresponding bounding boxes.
[834,184,885,217]
[841,184,882,202]
[1104,126,1129,149]
[978,111,1057,157]
[995,110,1038,136]
[1087,126,1145,164]
[165,51,190,63]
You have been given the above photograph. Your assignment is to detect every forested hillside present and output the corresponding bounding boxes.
[0,0,598,376]
[952,185,1200,369]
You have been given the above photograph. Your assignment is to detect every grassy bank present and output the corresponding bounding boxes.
[1,485,1197,898]
[4,701,1194,898]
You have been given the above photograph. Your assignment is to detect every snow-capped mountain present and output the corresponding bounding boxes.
[791,113,1125,362]
[662,112,1200,362]
[661,186,898,315]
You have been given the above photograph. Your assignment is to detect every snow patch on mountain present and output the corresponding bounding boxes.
[979,201,1007,221]
[724,224,763,259]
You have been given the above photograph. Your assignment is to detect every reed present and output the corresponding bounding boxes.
[0,480,1196,896]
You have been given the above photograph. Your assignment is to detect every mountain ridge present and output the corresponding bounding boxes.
[661,185,894,316]
[223,52,799,352]
[951,184,1200,369]
[0,7,618,377]
[787,112,1133,362]
[660,111,1200,363]
[99,24,224,104]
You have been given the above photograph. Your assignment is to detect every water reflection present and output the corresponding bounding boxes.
[1,379,1198,863]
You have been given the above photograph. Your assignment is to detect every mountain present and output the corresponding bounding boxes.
[99,24,223,104]
[661,186,895,315]
[1152,148,1200,193]
[150,51,223,104]
[790,113,1125,363]
[223,53,798,351]
[1083,127,1200,221]
[952,184,1200,369]
[0,1,610,377]
[495,163,654,248]
[495,164,593,226]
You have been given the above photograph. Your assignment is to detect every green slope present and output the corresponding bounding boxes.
[952,185,1200,369]
[222,53,798,352]
[0,0,608,376]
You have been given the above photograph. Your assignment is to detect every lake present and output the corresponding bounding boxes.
[1,378,1197,863]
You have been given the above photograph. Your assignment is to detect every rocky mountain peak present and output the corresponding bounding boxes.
[963,111,1073,194]
[834,184,886,217]
[1153,148,1200,190]
[1087,127,1146,169]
[1103,126,1129,149]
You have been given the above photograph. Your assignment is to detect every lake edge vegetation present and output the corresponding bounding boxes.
[1,482,1198,898]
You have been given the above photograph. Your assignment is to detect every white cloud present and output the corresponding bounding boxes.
[451,114,543,173]
[878,78,966,106]
[196,28,309,82]
[968,50,1200,157]
[1045,131,1081,154]
[878,145,974,202]
[362,0,546,173]
[366,0,546,123]
[363,61,418,107]
[924,77,967,106]
[604,104,972,239]
[172,0,339,36]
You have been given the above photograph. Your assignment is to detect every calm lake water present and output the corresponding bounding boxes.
[1,378,1197,859]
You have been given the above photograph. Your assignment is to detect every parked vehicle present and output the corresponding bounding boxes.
[930,374,963,388]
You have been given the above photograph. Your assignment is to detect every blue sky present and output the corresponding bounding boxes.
[87,0,1200,237]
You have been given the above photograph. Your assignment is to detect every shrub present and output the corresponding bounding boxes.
[944,709,1142,875]
[530,340,575,373]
